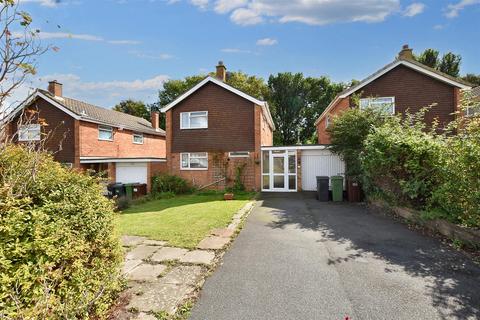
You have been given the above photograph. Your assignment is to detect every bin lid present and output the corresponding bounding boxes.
[316,176,329,179]
[331,176,344,180]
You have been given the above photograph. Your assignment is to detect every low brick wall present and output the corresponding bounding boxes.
[368,199,480,248]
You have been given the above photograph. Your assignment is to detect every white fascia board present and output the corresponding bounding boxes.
[261,145,329,151]
[80,157,166,164]
[314,96,341,125]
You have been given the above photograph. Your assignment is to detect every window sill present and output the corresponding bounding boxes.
[180,127,208,130]
[180,168,208,171]
[98,138,114,142]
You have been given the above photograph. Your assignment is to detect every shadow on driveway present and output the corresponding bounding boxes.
[263,192,480,320]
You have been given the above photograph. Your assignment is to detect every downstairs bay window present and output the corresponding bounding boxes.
[181,152,208,170]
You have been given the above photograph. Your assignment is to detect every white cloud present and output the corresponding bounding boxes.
[130,50,174,60]
[190,0,209,9]
[433,24,446,30]
[6,73,170,109]
[21,0,60,7]
[107,40,141,45]
[403,3,425,17]
[445,0,480,18]
[256,38,277,46]
[221,48,251,54]
[189,0,401,26]
[214,0,247,14]
[18,31,140,45]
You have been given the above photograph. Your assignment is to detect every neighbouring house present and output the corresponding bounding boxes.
[315,45,473,144]
[161,62,275,191]
[4,81,166,192]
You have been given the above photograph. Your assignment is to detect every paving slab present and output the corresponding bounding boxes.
[128,263,167,282]
[180,250,215,265]
[210,228,235,238]
[127,282,194,315]
[122,259,143,275]
[132,312,157,320]
[126,245,158,261]
[151,247,188,262]
[161,265,204,286]
[143,239,167,246]
[197,236,231,250]
[121,235,146,247]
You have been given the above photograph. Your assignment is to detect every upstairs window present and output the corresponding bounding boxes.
[18,124,40,141]
[180,111,208,129]
[181,152,208,170]
[133,133,144,144]
[325,115,331,128]
[359,97,395,114]
[229,151,250,158]
[98,125,113,141]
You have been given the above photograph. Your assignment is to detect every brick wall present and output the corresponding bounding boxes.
[317,97,350,144]
[79,121,166,158]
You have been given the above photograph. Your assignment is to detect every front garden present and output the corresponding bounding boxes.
[328,93,480,244]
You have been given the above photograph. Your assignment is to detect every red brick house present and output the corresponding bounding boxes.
[315,45,472,144]
[161,62,275,191]
[5,81,166,191]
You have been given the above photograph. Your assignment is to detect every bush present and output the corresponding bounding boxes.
[151,174,192,195]
[430,116,480,227]
[327,107,389,178]
[361,117,443,208]
[0,145,122,319]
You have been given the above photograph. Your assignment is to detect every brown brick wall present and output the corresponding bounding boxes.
[79,121,165,158]
[359,64,457,128]
[317,97,350,144]
[10,98,76,164]
[170,82,255,153]
[317,65,460,144]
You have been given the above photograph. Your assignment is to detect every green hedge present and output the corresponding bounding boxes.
[0,145,122,319]
[328,104,480,229]
[151,173,192,195]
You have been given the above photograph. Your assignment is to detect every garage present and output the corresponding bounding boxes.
[116,162,148,184]
[301,149,345,191]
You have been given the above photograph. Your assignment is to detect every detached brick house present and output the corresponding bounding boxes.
[315,45,472,144]
[161,62,275,191]
[5,81,166,191]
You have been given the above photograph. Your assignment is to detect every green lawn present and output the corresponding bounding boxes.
[116,192,254,249]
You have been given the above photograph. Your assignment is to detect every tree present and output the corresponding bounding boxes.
[416,49,439,69]
[439,52,462,77]
[0,0,45,120]
[462,73,480,86]
[157,72,268,108]
[267,72,307,145]
[112,99,150,120]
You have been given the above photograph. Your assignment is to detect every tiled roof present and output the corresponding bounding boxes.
[472,86,480,98]
[38,89,165,136]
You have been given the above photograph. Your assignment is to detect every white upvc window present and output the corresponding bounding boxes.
[98,125,113,141]
[18,124,41,141]
[229,151,250,158]
[133,133,144,144]
[359,96,395,114]
[466,103,480,117]
[180,111,208,129]
[181,152,208,170]
[325,115,331,128]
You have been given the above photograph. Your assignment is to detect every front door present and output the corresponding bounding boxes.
[272,153,287,191]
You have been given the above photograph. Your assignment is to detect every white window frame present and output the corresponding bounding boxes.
[180,111,208,129]
[132,132,144,144]
[359,96,395,114]
[98,125,113,141]
[466,103,480,117]
[180,152,208,170]
[18,124,41,141]
[229,151,250,158]
[325,115,330,128]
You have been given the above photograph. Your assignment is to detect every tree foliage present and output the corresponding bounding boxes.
[416,48,439,69]
[415,49,462,77]
[112,99,150,120]
[462,73,480,86]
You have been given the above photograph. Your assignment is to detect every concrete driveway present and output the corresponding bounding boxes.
[190,193,480,320]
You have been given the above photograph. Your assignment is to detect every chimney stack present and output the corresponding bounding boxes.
[151,110,160,130]
[398,44,414,60]
[216,61,226,82]
[48,80,63,97]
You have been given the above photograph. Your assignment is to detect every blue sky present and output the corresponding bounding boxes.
[12,0,480,108]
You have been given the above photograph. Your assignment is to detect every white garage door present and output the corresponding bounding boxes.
[116,162,148,184]
[301,150,345,191]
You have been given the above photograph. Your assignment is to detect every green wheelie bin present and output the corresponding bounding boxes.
[331,176,344,202]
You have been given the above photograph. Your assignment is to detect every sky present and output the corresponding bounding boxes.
[8,0,480,109]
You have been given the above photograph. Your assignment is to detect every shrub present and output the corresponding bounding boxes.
[0,145,122,319]
[361,117,443,208]
[233,163,247,192]
[151,174,191,195]
[327,107,390,178]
